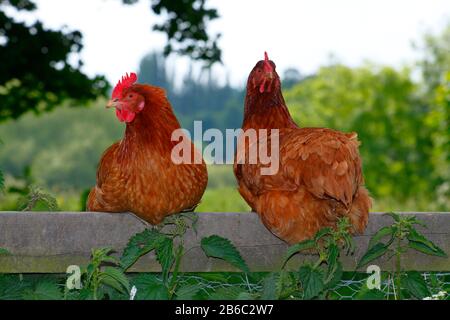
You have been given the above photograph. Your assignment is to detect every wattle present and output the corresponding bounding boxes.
[116,108,136,123]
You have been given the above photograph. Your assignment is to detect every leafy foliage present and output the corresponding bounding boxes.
[123,0,221,65]
[70,247,130,300]
[0,103,123,192]
[278,218,354,300]
[358,212,447,269]
[120,229,165,271]
[22,280,63,300]
[357,212,447,299]
[0,274,65,300]
[357,243,390,269]
[119,215,199,300]
[284,24,450,210]
[17,185,59,211]
[285,65,441,205]
[401,271,430,299]
[298,265,324,300]
[0,0,221,122]
[131,274,169,300]
[0,0,109,121]
[201,235,249,273]
[355,286,386,300]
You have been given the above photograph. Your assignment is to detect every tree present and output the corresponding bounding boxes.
[0,0,109,121]
[414,24,450,97]
[0,0,221,122]
[415,24,450,207]
[284,23,450,210]
[138,51,174,93]
[123,0,221,65]
[284,64,439,205]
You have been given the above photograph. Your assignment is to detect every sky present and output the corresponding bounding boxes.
[10,0,450,87]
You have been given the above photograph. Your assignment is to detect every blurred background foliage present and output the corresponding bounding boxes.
[0,0,448,212]
[0,0,220,121]
[0,0,109,120]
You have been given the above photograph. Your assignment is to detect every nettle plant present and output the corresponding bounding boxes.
[0,164,59,212]
[357,212,447,300]
[0,193,447,300]
[62,212,447,300]
[274,218,355,300]
[64,213,251,300]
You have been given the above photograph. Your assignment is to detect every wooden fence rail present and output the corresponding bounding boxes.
[0,212,449,273]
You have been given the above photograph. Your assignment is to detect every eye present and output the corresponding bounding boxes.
[257,69,262,73]
[128,94,133,98]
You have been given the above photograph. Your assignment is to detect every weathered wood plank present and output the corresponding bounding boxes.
[0,212,449,273]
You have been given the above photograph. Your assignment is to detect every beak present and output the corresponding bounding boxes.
[106,98,119,109]
[266,72,274,80]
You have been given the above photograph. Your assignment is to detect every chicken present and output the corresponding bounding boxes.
[234,53,371,244]
[87,73,208,224]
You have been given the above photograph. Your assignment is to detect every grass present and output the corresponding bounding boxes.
[197,186,250,212]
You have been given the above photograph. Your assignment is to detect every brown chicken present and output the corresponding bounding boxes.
[87,73,208,224]
[234,53,371,244]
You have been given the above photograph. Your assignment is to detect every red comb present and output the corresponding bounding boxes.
[112,72,138,99]
[263,51,273,72]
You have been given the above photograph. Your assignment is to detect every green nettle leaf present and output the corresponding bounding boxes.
[156,236,174,282]
[298,265,324,300]
[314,227,333,241]
[326,243,339,273]
[282,239,316,267]
[77,287,94,300]
[132,274,169,300]
[407,229,447,257]
[94,247,114,259]
[325,261,343,289]
[120,229,165,270]
[368,226,395,249]
[357,243,390,268]
[0,248,10,256]
[408,241,447,257]
[180,212,199,234]
[100,267,130,294]
[261,271,295,300]
[401,272,431,299]
[409,217,427,228]
[97,283,129,301]
[22,281,63,300]
[0,275,29,300]
[384,212,401,222]
[99,255,121,265]
[175,284,203,300]
[85,264,95,284]
[261,273,280,300]
[201,235,249,272]
[98,276,125,295]
[355,287,385,300]
[342,232,356,254]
